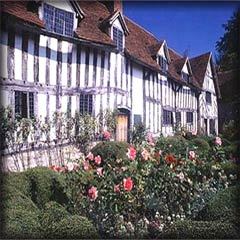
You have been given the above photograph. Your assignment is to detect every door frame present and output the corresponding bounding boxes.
[116,107,131,142]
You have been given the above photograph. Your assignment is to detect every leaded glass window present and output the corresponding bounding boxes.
[15,91,34,119]
[113,26,123,51]
[80,94,93,115]
[44,3,74,37]
[158,56,168,72]
[186,112,193,124]
[163,110,173,125]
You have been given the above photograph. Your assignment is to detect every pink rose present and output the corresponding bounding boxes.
[141,148,150,161]
[86,152,94,161]
[94,155,102,165]
[83,160,90,171]
[96,167,103,176]
[177,172,185,181]
[114,184,120,193]
[88,186,98,201]
[189,151,196,160]
[103,130,111,140]
[123,177,133,192]
[215,136,222,146]
[147,133,155,146]
[127,147,137,160]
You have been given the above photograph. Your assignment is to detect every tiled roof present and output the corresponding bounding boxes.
[190,52,211,87]
[1,1,44,28]
[1,0,215,91]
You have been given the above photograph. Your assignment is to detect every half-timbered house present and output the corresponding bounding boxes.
[0,0,220,141]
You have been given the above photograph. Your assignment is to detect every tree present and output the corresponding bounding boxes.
[215,9,240,71]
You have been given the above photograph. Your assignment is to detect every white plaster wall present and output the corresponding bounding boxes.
[38,93,47,120]
[132,64,143,116]
[27,36,34,82]
[14,33,22,80]
[0,90,9,107]
[39,35,47,84]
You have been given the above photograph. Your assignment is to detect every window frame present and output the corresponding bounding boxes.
[112,26,124,51]
[181,71,190,82]
[158,56,168,72]
[206,91,212,104]
[79,94,93,115]
[163,109,173,125]
[43,3,74,37]
[15,91,35,119]
[186,111,193,124]
[176,112,181,124]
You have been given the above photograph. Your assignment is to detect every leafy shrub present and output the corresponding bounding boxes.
[191,137,210,152]
[53,215,99,239]
[158,220,239,239]
[130,123,147,146]
[40,201,70,237]
[91,141,129,162]
[24,167,69,208]
[41,202,99,239]
[196,184,240,226]
[1,188,41,238]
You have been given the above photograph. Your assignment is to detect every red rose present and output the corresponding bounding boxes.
[123,177,133,192]
[165,154,177,165]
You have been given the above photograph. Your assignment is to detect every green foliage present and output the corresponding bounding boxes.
[196,184,240,225]
[91,141,129,162]
[191,137,210,152]
[40,201,70,237]
[24,167,69,208]
[158,220,239,239]
[216,9,240,71]
[1,187,42,238]
[130,123,147,146]
[53,215,99,239]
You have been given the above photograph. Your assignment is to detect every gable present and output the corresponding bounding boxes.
[44,0,74,13]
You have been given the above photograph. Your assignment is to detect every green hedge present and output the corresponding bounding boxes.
[1,188,42,238]
[24,167,69,208]
[158,220,239,239]
[196,184,240,226]
[91,141,129,162]
[53,215,99,239]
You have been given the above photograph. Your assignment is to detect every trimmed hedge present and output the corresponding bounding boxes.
[158,220,239,239]
[24,167,69,208]
[40,201,70,237]
[53,215,99,239]
[91,141,129,161]
[196,184,240,226]
[1,188,42,238]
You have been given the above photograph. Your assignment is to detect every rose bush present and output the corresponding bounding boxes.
[49,134,236,238]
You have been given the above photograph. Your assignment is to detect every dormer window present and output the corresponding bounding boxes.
[182,72,190,82]
[44,3,74,37]
[158,56,168,72]
[113,26,123,51]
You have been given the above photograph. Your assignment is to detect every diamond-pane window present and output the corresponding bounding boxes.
[43,3,74,37]
[113,26,124,51]
[80,94,93,115]
[186,112,193,123]
[15,91,34,119]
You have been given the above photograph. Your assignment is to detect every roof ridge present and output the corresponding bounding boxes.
[124,15,159,42]
[190,51,211,60]
[169,47,183,58]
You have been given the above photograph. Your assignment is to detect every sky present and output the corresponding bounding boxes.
[123,1,240,59]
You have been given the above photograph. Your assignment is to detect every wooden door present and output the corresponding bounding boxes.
[116,114,128,142]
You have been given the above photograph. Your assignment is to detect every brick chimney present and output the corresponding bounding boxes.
[100,0,123,14]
